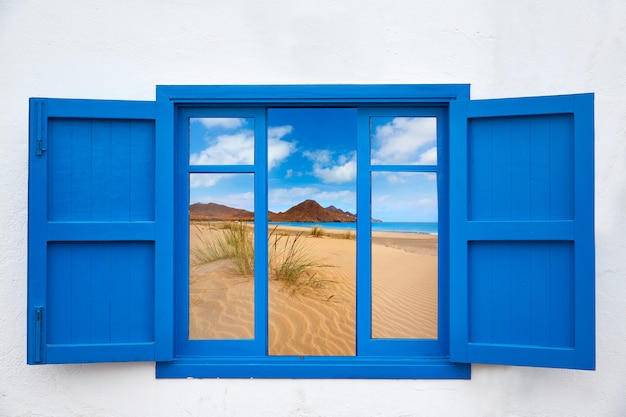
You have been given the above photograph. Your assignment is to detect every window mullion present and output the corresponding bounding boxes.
[255,108,268,355]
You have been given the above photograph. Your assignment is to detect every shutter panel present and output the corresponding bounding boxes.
[27,98,173,364]
[450,94,595,370]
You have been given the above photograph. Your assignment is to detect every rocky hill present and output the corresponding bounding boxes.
[189,202,254,221]
[189,199,356,222]
[269,199,356,222]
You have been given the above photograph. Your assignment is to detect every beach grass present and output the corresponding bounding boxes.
[190,222,254,276]
[192,222,332,290]
[310,224,325,237]
[268,230,332,289]
[340,229,354,240]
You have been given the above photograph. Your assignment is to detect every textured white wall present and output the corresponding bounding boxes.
[1,1,625,416]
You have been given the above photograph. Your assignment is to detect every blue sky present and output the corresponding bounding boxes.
[188,109,438,222]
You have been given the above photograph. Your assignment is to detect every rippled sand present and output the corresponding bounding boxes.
[189,224,437,356]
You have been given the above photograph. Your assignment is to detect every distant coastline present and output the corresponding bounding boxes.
[189,199,436,234]
[269,221,438,235]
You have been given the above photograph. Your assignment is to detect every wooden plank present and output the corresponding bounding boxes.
[510,117,531,219]
[91,121,113,220]
[529,116,551,219]
[549,115,574,219]
[129,243,155,343]
[129,120,155,220]
[110,242,132,343]
[110,121,131,221]
[90,242,112,343]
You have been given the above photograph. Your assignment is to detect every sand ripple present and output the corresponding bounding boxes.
[189,226,438,354]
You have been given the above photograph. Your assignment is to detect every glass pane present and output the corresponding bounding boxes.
[188,173,255,340]
[371,172,438,339]
[371,117,437,165]
[189,117,255,165]
[267,108,357,356]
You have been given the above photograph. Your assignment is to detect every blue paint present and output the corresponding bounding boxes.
[449,93,595,370]
[29,85,594,377]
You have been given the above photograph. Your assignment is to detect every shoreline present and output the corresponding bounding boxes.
[190,219,438,235]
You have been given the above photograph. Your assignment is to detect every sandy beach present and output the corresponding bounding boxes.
[188,223,438,356]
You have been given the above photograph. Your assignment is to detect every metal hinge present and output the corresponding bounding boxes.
[36,139,46,156]
[34,306,43,363]
[33,99,47,156]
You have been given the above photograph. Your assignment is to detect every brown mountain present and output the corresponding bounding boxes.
[189,200,356,223]
[325,205,356,220]
[269,199,356,222]
[189,202,254,221]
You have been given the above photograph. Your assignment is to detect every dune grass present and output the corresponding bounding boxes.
[191,222,332,290]
[268,228,332,288]
[310,224,325,237]
[190,222,254,275]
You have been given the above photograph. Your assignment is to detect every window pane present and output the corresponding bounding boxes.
[371,117,437,165]
[188,173,255,340]
[267,108,357,356]
[371,172,438,339]
[189,117,255,165]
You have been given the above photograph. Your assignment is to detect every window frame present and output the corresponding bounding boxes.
[27,85,594,378]
[155,84,471,379]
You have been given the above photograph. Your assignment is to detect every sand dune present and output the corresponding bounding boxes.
[188,224,438,355]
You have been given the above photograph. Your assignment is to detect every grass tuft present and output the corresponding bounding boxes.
[310,224,325,237]
[191,222,333,293]
[190,222,254,276]
[269,231,331,287]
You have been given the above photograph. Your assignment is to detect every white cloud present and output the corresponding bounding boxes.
[190,131,255,165]
[196,117,246,129]
[190,124,296,169]
[269,125,293,141]
[312,156,356,184]
[380,172,436,185]
[417,146,437,165]
[268,125,297,170]
[303,150,357,184]
[372,117,437,165]
[189,174,223,188]
[303,149,332,165]
[385,174,404,185]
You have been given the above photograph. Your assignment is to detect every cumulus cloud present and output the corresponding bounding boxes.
[190,131,255,165]
[189,173,223,188]
[303,150,357,184]
[268,125,296,170]
[189,123,296,180]
[372,117,437,165]
[197,117,246,129]
[417,146,437,165]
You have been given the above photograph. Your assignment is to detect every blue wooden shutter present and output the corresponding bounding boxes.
[27,98,173,364]
[449,94,595,370]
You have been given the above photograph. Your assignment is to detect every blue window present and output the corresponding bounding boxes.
[27,86,595,377]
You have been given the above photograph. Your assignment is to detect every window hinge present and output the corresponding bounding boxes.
[36,139,46,156]
[34,306,43,363]
[33,99,47,157]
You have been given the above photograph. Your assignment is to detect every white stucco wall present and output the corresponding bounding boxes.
[1,1,625,416]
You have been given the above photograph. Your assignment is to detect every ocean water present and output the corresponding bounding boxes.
[269,222,438,235]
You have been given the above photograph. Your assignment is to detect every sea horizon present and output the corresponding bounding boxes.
[269,221,438,235]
